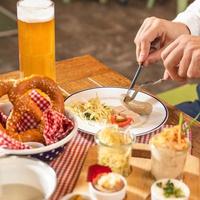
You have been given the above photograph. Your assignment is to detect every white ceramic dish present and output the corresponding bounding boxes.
[151,179,190,200]
[0,156,57,199]
[0,102,78,162]
[88,173,127,200]
[61,192,96,200]
[65,87,168,136]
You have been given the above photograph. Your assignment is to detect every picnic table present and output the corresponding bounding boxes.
[0,55,199,199]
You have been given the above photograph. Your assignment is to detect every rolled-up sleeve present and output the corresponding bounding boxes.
[174,0,200,36]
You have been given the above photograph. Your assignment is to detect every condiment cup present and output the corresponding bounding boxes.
[0,156,56,199]
[89,173,127,200]
[151,179,190,200]
[60,193,96,200]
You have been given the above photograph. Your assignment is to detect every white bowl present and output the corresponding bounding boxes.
[61,192,96,200]
[0,156,56,199]
[151,179,190,200]
[0,102,78,162]
[89,173,127,200]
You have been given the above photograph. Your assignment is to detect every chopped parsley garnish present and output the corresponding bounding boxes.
[84,112,96,121]
[84,112,91,119]
[157,180,185,198]
[156,182,162,188]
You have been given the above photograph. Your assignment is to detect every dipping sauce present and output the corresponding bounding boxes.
[61,193,95,200]
[92,173,124,193]
[0,184,45,200]
[89,172,127,200]
[68,195,88,200]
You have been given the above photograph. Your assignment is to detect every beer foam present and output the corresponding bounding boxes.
[17,0,54,23]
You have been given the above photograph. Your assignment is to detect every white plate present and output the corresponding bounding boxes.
[64,87,168,136]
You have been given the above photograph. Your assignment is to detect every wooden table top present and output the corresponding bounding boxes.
[0,55,200,157]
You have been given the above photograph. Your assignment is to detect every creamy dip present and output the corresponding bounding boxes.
[93,173,124,193]
[0,184,45,200]
[151,179,190,200]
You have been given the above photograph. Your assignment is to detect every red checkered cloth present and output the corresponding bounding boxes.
[43,109,74,144]
[16,89,50,132]
[0,112,7,128]
[0,130,30,150]
[50,125,191,200]
[0,90,74,149]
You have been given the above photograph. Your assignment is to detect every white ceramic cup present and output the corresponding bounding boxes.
[0,156,57,199]
[88,173,127,200]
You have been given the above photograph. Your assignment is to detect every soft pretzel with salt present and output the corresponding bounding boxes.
[6,75,65,144]
[8,75,64,113]
[6,94,43,132]
[4,75,64,144]
[0,79,45,143]
[0,79,14,97]
[0,123,45,143]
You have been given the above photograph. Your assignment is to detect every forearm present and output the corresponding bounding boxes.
[174,0,200,36]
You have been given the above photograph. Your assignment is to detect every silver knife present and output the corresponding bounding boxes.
[124,38,161,102]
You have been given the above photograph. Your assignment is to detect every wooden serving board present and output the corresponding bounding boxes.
[73,143,200,200]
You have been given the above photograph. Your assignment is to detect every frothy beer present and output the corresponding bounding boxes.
[17,0,56,79]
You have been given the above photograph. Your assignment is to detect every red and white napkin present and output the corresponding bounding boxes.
[0,90,74,149]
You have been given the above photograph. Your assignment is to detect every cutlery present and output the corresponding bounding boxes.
[124,63,143,103]
[124,78,165,103]
[124,37,161,103]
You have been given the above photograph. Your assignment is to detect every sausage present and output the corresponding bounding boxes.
[126,100,153,115]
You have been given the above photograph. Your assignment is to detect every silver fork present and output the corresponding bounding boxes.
[124,78,165,103]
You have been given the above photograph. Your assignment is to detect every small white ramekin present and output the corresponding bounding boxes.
[89,173,127,200]
[151,179,190,200]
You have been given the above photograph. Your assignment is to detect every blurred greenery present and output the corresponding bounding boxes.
[158,84,198,105]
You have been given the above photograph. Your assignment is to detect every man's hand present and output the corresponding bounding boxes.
[161,35,200,80]
[134,17,190,65]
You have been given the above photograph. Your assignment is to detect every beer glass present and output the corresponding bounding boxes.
[17,0,56,80]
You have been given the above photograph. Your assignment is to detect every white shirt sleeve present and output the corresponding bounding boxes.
[174,0,200,36]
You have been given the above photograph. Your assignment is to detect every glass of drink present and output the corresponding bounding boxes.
[17,0,56,80]
[150,126,190,180]
[151,144,189,180]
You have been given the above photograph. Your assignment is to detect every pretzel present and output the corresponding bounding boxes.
[0,79,14,127]
[0,123,45,143]
[6,94,43,132]
[8,75,64,113]
[6,93,45,143]
[0,79,44,143]
[1,75,65,144]
[0,79,14,97]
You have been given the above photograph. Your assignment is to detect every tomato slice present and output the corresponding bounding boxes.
[110,114,132,127]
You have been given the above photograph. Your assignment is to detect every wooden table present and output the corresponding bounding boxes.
[0,55,200,158]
